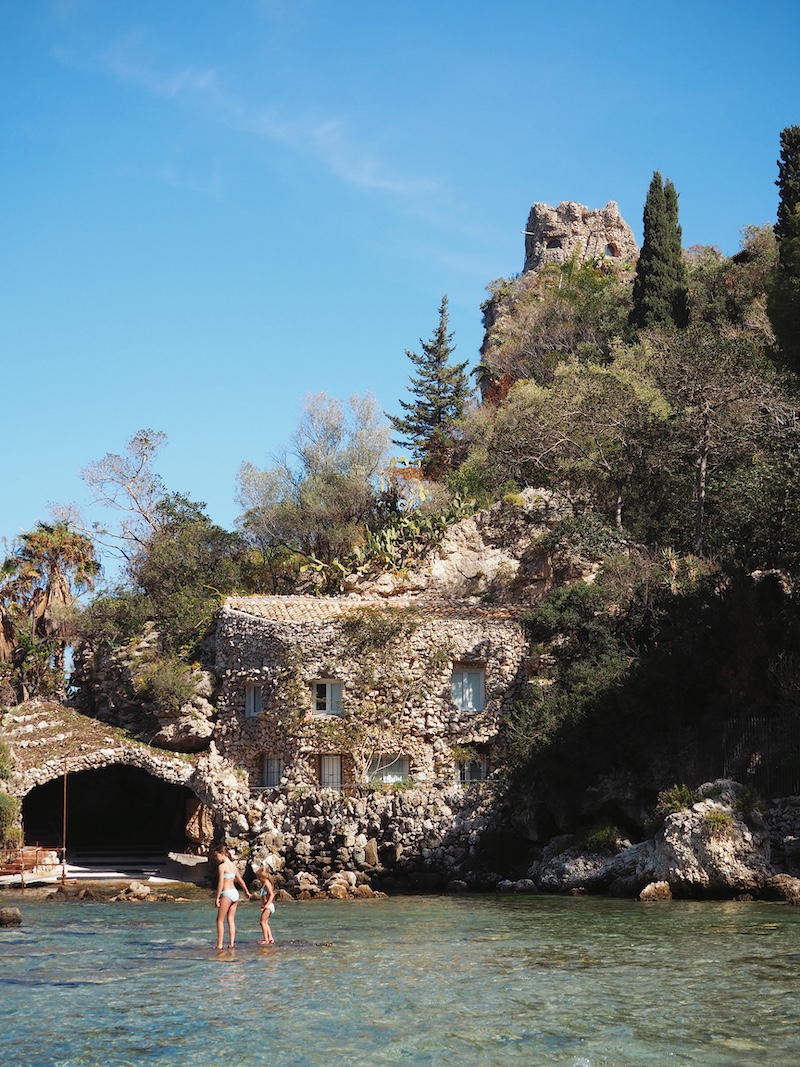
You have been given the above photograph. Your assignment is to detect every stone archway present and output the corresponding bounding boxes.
[22,764,199,868]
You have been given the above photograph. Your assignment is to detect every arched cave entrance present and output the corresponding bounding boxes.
[22,765,200,871]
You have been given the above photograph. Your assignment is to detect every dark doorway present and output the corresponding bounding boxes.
[22,765,194,867]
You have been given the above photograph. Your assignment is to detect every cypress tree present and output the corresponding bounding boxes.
[775,125,800,240]
[389,296,470,477]
[664,178,689,327]
[630,171,688,330]
[767,126,800,371]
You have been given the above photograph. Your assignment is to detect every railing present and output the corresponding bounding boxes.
[0,846,63,883]
[722,717,800,798]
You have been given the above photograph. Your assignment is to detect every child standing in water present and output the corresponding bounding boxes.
[257,868,276,944]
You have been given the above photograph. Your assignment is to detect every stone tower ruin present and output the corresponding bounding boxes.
[523,200,638,273]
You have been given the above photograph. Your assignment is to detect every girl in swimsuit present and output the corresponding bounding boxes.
[213,846,251,949]
[256,868,276,945]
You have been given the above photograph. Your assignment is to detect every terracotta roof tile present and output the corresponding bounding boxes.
[223,595,524,623]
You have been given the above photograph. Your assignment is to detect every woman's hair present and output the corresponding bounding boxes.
[214,845,232,860]
[257,868,271,882]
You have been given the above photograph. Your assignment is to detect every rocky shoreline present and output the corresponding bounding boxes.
[221,777,800,904]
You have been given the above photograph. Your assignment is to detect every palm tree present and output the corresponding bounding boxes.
[0,522,99,700]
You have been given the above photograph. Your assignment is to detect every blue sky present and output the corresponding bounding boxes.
[1,0,797,575]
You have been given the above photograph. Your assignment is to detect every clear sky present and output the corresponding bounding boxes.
[1,0,797,574]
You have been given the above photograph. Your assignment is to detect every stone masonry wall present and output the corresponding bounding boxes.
[239,782,524,895]
[214,599,530,792]
[523,200,638,273]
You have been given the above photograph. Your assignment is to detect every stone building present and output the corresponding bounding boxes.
[523,200,638,273]
[214,594,530,793]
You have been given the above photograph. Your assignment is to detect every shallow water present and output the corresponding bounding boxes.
[1,892,799,1066]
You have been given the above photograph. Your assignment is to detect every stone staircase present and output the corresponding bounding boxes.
[67,847,169,877]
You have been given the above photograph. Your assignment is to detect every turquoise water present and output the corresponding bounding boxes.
[1,892,799,1066]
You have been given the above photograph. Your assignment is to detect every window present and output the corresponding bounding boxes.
[245,684,263,718]
[261,755,283,789]
[450,669,485,713]
[367,753,410,785]
[320,754,342,790]
[312,680,343,715]
[604,243,619,257]
[546,238,563,249]
[458,758,487,786]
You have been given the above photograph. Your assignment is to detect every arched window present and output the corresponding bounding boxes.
[604,243,619,257]
[546,238,563,250]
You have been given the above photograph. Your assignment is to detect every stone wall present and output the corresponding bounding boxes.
[214,597,530,792]
[523,200,638,273]
[239,782,526,894]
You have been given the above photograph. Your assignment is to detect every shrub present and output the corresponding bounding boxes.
[135,656,197,713]
[735,784,763,820]
[0,791,20,845]
[698,782,723,799]
[580,824,619,854]
[656,784,697,817]
[0,738,13,780]
[703,809,734,837]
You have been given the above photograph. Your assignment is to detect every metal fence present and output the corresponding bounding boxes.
[722,717,800,798]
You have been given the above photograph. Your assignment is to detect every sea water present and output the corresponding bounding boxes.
[1,892,799,1066]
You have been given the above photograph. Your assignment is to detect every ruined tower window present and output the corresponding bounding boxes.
[312,680,343,715]
[457,757,487,786]
[245,683,263,718]
[260,755,283,788]
[450,669,484,713]
[604,243,619,257]
[367,753,410,785]
[319,753,342,790]
[546,239,563,249]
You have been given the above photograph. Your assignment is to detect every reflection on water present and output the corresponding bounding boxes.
[1,893,799,1065]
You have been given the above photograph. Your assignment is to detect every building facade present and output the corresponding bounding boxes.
[214,595,531,793]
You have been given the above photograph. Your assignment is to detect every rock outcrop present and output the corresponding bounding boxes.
[73,626,216,753]
[343,489,598,606]
[529,781,790,901]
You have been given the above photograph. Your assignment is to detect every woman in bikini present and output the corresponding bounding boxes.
[213,845,251,949]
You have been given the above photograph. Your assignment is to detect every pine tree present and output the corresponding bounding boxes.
[767,126,800,371]
[630,171,688,330]
[389,296,470,477]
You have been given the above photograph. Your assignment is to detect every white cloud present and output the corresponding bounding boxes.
[59,31,438,199]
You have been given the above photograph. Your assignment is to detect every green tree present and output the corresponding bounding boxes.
[236,392,391,575]
[0,522,99,700]
[130,496,248,655]
[389,296,471,477]
[478,256,632,392]
[461,351,670,531]
[630,172,689,330]
[768,126,800,371]
[646,329,781,554]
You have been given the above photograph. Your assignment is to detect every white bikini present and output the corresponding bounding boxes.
[220,869,239,902]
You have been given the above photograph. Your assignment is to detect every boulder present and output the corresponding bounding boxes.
[762,874,800,905]
[0,907,22,926]
[639,881,672,902]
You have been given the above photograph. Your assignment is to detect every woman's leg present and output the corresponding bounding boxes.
[227,901,238,947]
[216,898,230,949]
